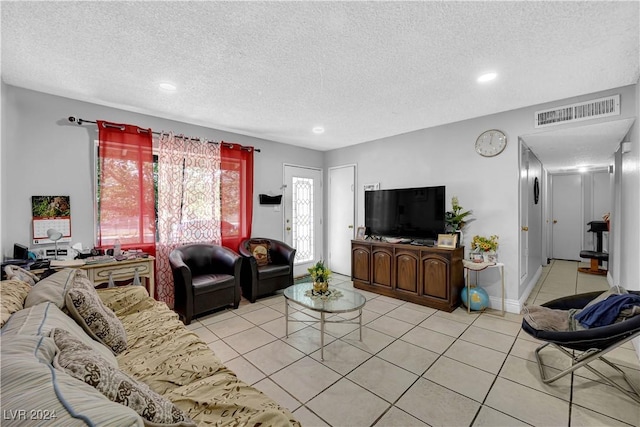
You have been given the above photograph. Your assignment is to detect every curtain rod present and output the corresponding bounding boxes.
[67,116,260,152]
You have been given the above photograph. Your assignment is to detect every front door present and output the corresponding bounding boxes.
[283,165,323,277]
[552,173,583,261]
[328,165,356,275]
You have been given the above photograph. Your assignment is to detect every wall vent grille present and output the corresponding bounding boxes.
[534,94,620,128]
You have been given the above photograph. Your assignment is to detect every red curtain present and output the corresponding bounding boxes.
[97,121,156,257]
[220,143,254,251]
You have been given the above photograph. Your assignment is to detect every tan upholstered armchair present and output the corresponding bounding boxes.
[238,238,296,303]
[169,243,242,324]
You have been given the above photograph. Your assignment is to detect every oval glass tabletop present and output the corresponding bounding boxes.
[284,282,366,314]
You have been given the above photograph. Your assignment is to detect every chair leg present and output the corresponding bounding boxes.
[534,338,640,404]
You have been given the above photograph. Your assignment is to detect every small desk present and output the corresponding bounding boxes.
[32,256,155,298]
[82,257,155,298]
[463,259,505,317]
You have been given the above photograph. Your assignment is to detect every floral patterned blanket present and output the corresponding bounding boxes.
[98,286,300,427]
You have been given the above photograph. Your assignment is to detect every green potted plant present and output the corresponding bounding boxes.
[308,260,331,293]
[445,197,473,245]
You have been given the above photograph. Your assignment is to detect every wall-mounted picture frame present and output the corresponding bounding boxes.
[437,233,458,248]
[364,183,380,192]
[356,226,367,240]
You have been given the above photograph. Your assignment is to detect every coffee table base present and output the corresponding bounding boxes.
[285,301,363,361]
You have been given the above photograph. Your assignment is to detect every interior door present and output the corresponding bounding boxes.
[552,173,583,260]
[283,165,323,277]
[328,165,356,276]
[520,143,529,284]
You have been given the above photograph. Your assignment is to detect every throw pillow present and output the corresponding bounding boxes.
[66,286,127,354]
[3,265,40,286]
[0,279,32,327]
[2,334,143,426]
[24,268,77,309]
[249,239,271,266]
[52,329,195,427]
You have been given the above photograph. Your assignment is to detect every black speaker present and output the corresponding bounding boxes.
[13,244,29,260]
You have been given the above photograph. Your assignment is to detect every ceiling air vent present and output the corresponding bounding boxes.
[534,94,620,128]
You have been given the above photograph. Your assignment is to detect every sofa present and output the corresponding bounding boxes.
[1,268,300,426]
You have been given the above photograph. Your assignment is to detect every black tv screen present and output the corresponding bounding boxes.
[365,186,445,240]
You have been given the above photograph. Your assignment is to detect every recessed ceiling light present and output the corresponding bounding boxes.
[312,126,325,134]
[477,72,497,83]
[159,82,177,91]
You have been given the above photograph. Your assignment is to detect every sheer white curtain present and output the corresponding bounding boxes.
[155,132,221,306]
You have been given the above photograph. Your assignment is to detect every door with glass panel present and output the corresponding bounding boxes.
[283,165,323,277]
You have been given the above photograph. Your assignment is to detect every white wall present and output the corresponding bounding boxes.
[0,85,323,256]
[619,79,640,357]
[1,82,6,257]
[324,85,637,311]
[619,80,640,293]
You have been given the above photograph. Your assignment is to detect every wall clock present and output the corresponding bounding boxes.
[475,129,507,157]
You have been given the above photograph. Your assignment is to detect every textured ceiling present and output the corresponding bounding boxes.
[521,118,635,173]
[2,1,639,159]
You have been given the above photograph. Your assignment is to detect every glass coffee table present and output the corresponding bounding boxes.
[284,282,366,361]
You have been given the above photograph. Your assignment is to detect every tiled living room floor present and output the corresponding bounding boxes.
[188,260,640,426]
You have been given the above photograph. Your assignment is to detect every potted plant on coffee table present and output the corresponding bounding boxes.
[309,260,331,293]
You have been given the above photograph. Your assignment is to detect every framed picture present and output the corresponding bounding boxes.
[364,183,380,192]
[356,226,367,240]
[437,233,458,248]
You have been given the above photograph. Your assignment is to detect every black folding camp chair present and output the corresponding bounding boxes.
[521,291,640,403]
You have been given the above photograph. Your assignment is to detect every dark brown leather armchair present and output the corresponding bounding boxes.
[239,238,296,303]
[169,243,242,325]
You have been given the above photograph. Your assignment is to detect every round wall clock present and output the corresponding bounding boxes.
[475,129,507,157]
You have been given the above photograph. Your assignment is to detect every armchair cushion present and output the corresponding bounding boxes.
[258,264,291,280]
[192,274,236,295]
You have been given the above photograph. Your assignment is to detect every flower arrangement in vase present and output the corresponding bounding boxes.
[308,260,331,293]
[471,235,499,263]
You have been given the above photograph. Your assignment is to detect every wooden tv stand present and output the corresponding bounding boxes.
[351,240,464,312]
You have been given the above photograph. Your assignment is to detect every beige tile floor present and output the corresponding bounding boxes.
[190,260,640,426]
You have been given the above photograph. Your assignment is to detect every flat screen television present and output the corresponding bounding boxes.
[365,186,445,240]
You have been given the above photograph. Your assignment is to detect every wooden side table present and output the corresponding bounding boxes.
[463,259,505,316]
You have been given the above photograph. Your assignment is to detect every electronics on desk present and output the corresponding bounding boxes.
[30,260,51,270]
[13,243,29,260]
[46,248,68,257]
